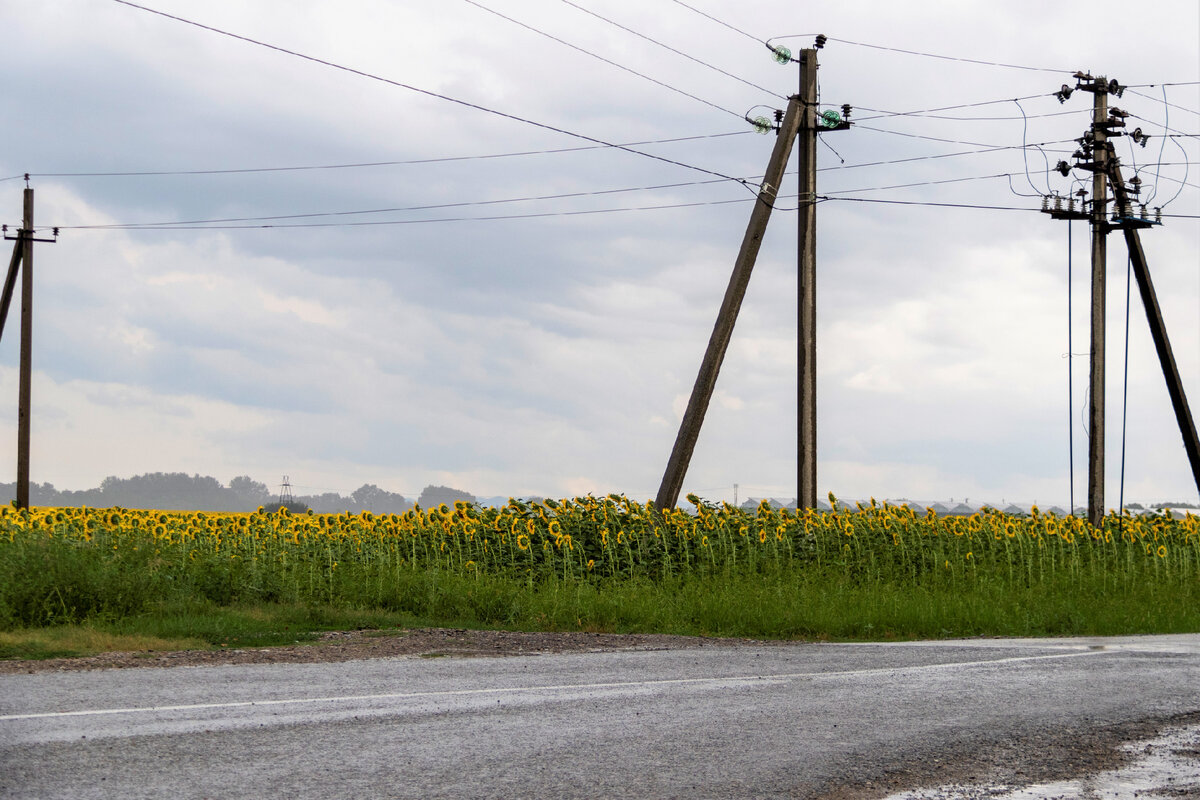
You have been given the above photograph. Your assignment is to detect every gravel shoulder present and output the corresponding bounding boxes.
[0,627,783,674]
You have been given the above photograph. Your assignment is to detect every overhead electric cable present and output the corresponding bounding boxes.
[823,37,1073,74]
[854,95,1077,122]
[665,0,761,43]
[853,124,1073,151]
[852,94,1053,121]
[59,177,737,229]
[817,196,1038,212]
[861,107,1082,123]
[816,139,1078,172]
[49,169,1032,232]
[461,0,743,118]
[1145,87,1171,206]
[1126,88,1199,116]
[50,196,762,232]
[1014,98,1052,195]
[556,0,782,98]
[820,172,1019,196]
[1128,114,1197,138]
[26,131,752,179]
[108,0,750,187]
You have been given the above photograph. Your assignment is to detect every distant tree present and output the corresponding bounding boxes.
[350,484,412,514]
[417,484,475,509]
[229,476,271,510]
[297,492,354,514]
[99,472,235,511]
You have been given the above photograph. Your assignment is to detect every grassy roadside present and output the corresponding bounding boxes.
[4,570,1199,661]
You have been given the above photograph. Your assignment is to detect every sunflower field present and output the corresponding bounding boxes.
[1,493,1198,636]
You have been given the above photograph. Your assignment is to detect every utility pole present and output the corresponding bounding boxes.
[1085,77,1109,528]
[655,95,803,512]
[1047,73,1119,526]
[1042,73,1195,521]
[17,186,34,511]
[797,48,818,512]
[1108,160,1200,494]
[1,180,56,510]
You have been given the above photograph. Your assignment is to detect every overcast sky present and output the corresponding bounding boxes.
[1,0,1197,507]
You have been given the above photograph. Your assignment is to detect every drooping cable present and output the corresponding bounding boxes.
[1144,87,1172,206]
[1015,99,1051,195]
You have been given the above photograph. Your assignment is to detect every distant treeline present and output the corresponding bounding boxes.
[0,473,475,514]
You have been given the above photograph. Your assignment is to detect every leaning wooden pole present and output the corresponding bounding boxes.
[655,95,802,512]
[0,238,22,343]
[1109,160,1200,496]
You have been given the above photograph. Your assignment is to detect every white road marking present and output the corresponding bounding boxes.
[0,649,1101,722]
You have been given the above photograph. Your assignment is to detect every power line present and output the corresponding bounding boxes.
[461,0,744,119]
[1126,88,1200,117]
[857,105,1084,123]
[24,131,752,180]
[818,195,1038,212]
[1127,114,1200,138]
[824,36,1074,74]
[817,139,1079,173]
[51,169,1036,232]
[56,177,737,229]
[821,172,1021,196]
[49,196,760,232]
[853,124,1075,151]
[665,0,761,44]
[108,0,751,187]
[853,95,1054,122]
[556,0,782,99]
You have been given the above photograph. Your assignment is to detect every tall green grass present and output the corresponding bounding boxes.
[1,498,1197,658]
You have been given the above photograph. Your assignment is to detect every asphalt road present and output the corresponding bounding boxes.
[2,635,1199,799]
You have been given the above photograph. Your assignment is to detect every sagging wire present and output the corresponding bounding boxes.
[1144,87,1172,206]
[1014,98,1052,196]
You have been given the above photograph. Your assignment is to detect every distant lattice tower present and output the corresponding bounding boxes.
[278,475,295,506]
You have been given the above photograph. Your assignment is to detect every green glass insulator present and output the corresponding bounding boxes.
[820,109,843,128]
[771,45,792,64]
[751,116,772,134]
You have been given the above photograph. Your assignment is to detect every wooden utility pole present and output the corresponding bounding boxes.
[797,48,818,511]
[17,187,33,510]
[1108,160,1200,494]
[655,95,803,511]
[1085,78,1109,528]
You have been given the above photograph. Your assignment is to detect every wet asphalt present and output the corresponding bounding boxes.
[2,635,1199,799]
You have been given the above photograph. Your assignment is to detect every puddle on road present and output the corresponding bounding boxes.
[885,723,1200,800]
